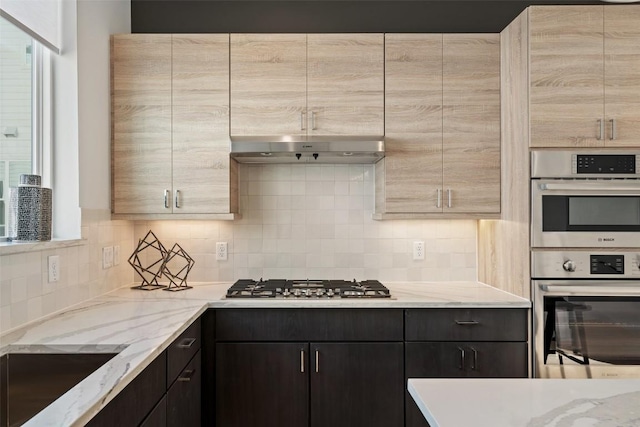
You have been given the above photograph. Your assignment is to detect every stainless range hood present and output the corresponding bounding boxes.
[230,135,385,164]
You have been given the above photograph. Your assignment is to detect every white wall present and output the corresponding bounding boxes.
[77,0,130,210]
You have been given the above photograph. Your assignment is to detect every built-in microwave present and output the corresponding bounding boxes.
[531,150,640,248]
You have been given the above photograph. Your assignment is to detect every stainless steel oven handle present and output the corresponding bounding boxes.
[538,182,640,192]
[539,284,640,294]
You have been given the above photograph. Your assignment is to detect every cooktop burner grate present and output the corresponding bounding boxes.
[225,279,391,299]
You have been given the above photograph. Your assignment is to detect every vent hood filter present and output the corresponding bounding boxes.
[230,136,384,164]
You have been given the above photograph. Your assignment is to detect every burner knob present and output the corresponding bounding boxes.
[562,260,576,272]
[293,289,301,297]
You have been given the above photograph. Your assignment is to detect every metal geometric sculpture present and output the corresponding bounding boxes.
[128,230,168,290]
[162,243,195,292]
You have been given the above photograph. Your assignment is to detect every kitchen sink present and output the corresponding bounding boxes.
[0,351,119,427]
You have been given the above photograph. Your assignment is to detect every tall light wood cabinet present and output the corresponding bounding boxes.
[111,34,238,219]
[230,34,384,136]
[530,5,640,147]
[376,34,500,218]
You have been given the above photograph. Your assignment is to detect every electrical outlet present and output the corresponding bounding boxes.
[103,246,114,269]
[413,241,425,260]
[113,245,121,266]
[48,255,60,283]
[216,242,228,261]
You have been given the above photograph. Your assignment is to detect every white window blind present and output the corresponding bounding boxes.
[0,0,60,53]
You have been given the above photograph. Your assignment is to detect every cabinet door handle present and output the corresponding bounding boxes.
[175,190,181,208]
[470,347,478,371]
[177,369,196,382]
[300,349,305,373]
[455,320,479,326]
[457,347,465,370]
[311,111,317,130]
[315,349,319,373]
[447,189,452,208]
[164,189,170,209]
[597,119,604,140]
[610,119,616,140]
[177,337,196,349]
[301,111,306,131]
[436,189,442,208]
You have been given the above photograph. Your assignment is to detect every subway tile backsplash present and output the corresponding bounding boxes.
[135,164,478,283]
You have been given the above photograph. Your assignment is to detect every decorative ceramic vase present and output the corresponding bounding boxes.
[7,174,52,242]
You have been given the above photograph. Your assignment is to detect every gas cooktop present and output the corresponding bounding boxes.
[225,279,391,299]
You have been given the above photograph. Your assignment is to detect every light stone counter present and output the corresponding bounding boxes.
[408,378,640,427]
[0,281,529,426]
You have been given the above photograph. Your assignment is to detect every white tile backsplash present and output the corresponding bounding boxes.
[135,164,478,283]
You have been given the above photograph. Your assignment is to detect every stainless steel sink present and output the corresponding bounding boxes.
[0,351,118,427]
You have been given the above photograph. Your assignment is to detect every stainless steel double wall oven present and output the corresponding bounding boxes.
[531,150,640,378]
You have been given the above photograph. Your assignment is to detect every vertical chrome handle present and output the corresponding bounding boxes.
[175,190,181,208]
[457,347,465,370]
[447,189,452,208]
[436,189,442,208]
[315,349,319,373]
[164,189,170,209]
[301,111,306,131]
[610,119,616,140]
[470,347,478,371]
[311,111,317,130]
[300,349,305,373]
[597,119,604,140]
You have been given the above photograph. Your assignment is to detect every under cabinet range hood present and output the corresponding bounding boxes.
[230,135,385,164]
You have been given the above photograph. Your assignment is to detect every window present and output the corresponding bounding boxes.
[0,15,47,240]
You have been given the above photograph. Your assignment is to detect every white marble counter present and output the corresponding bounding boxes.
[408,378,640,427]
[0,281,529,427]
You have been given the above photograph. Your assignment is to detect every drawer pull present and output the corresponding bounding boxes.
[470,347,478,370]
[177,369,196,382]
[177,337,197,349]
[455,320,479,326]
[457,347,465,370]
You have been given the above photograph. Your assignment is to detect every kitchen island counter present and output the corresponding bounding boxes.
[408,378,640,427]
[1,281,528,426]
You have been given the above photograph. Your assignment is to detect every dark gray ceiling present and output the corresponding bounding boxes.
[131,0,605,33]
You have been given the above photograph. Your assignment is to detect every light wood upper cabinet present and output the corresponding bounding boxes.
[230,34,307,136]
[111,34,238,219]
[376,33,500,218]
[442,34,501,214]
[604,6,640,146]
[380,34,443,214]
[307,34,384,136]
[112,35,173,215]
[530,5,640,147]
[230,33,384,136]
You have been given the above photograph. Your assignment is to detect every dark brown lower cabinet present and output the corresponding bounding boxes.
[216,342,309,427]
[310,342,404,427]
[404,342,528,427]
[215,342,404,427]
[167,350,201,427]
[140,396,167,427]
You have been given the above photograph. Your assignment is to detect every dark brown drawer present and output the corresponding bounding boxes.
[215,309,404,341]
[405,308,527,342]
[167,317,201,386]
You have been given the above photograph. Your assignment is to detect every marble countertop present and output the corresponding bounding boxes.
[408,378,640,427]
[0,281,529,427]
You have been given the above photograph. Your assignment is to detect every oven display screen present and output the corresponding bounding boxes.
[590,255,624,274]
[577,155,636,174]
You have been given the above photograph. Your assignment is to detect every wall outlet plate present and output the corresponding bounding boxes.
[103,246,114,269]
[48,255,60,283]
[216,242,228,261]
[113,245,121,266]
[413,241,425,260]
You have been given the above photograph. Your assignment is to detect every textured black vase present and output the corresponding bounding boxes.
[7,175,52,242]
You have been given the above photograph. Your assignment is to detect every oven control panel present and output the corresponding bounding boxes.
[532,251,640,278]
[590,255,624,274]
[575,155,636,174]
